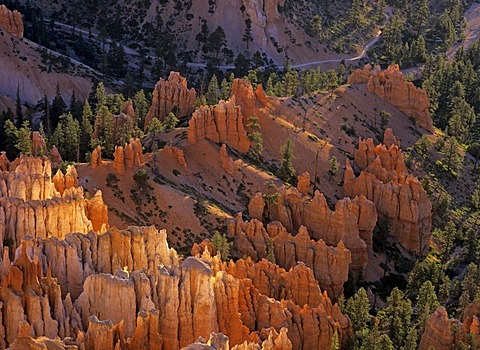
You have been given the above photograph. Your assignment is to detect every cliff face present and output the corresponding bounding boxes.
[0,5,24,38]
[145,71,196,129]
[188,97,251,153]
[228,214,351,301]
[344,132,432,255]
[348,64,434,132]
[0,156,108,251]
[246,186,376,280]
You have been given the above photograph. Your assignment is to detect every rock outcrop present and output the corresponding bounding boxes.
[344,133,432,254]
[247,187,376,278]
[145,71,196,129]
[0,156,107,250]
[418,307,463,350]
[240,0,286,56]
[219,144,236,175]
[0,5,24,38]
[188,97,251,153]
[163,145,188,169]
[113,138,144,175]
[91,145,103,169]
[348,64,434,132]
[297,171,310,195]
[228,214,351,300]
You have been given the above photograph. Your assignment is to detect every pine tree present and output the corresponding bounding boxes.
[5,120,32,156]
[211,231,232,261]
[133,90,148,130]
[162,112,179,132]
[247,116,263,162]
[278,139,296,185]
[92,105,115,157]
[381,287,413,349]
[51,82,67,128]
[206,75,220,105]
[50,113,80,162]
[220,78,230,100]
[345,288,371,332]
[440,136,464,174]
[330,330,340,350]
[329,156,339,177]
[15,85,23,127]
[416,281,440,335]
[80,101,93,161]
[95,82,107,114]
[242,18,253,49]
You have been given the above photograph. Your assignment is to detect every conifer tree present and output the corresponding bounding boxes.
[416,281,440,335]
[15,85,23,127]
[278,139,296,185]
[211,231,231,261]
[162,112,179,132]
[247,116,263,162]
[206,75,220,105]
[133,90,148,130]
[80,101,93,161]
[51,82,67,128]
[95,82,107,114]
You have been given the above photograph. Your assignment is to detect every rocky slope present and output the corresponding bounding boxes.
[348,64,434,132]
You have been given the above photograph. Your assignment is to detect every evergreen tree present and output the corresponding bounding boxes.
[345,288,371,333]
[330,330,340,350]
[162,112,179,132]
[329,156,339,177]
[211,231,232,261]
[80,101,93,161]
[5,120,32,156]
[247,116,263,162]
[416,281,440,335]
[95,82,107,114]
[460,263,479,310]
[50,113,80,162]
[380,287,413,349]
[92,105,115,157]
[440,136,464,174]
[220,78,230,100]
[15,85,23,127]
[278,139,296,185]
[133,90,148,130]
[413,0,430,35]
[242,18,253,49]
[51,82,67,128]
[69,90,83,120]
[206,75,220,105]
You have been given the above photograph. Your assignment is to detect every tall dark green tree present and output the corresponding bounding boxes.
[51,82,67,128]
[278,139,296,185]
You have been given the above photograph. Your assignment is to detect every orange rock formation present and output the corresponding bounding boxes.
[344,133,432,254]
[0,5,23,38]
[348,64,434,132]
[0,156,108,250]
[188,97,251,153]
[247,187,376,278]
[113,138,144,175]
[228,214,351,301]
[145,71,196,129]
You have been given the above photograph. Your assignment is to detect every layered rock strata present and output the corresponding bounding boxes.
[348,64,434,132]
[344,134,432,254]
[188,97,251,153]
[145,71,196,129]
